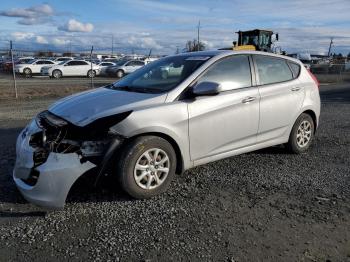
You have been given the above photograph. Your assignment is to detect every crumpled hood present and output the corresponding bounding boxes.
[49,87,167,126]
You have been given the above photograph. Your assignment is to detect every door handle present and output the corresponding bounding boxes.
[242,96,256,103]
[291,87,301,92]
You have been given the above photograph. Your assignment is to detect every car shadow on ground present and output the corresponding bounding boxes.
[66,169,134,205]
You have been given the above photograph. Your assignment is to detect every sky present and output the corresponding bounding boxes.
[0,0,349,55]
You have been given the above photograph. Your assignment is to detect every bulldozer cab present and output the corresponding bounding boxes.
[234,29,276,52]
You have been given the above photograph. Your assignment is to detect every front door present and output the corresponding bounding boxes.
[188,55,260,162]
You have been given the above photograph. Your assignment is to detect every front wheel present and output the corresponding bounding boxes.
[117,136,176,199]
[286,113,315,154]
[23,68,32,78]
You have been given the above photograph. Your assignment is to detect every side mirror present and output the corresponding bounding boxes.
[232,41,237,47]
[275,33,279,41]
[192,81,222,96]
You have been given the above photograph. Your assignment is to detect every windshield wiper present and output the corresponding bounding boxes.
[106,84,161,94]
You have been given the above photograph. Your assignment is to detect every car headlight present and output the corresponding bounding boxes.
[36,111,68,128]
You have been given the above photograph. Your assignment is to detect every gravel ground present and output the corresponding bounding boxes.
[0,84,349,261]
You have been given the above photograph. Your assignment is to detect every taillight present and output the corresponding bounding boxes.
[307,69,319,89]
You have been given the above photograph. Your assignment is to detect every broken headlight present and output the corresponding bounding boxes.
[36,110,68,128]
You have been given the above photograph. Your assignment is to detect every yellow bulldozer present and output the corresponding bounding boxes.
[221,29,279,53]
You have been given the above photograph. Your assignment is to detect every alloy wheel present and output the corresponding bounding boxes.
[296,120,312,148]
[133,148,170,190]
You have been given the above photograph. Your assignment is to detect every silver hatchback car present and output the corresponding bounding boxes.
[13,51,320,208]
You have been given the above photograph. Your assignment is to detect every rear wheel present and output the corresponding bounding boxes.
[52,70,62,79]
[116,70,124,78]
[87,69,96,78]
[23,68,32,78]
[286,113,315,153]
[117,136,176,199]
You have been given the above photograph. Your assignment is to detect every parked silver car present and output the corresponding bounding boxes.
[13,51,320,208]
[106,59,145,78]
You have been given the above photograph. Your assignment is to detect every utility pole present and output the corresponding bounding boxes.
[111,35,114,56]
[10,40,18,99]
[328,37,334,57]
[197,20,201,51]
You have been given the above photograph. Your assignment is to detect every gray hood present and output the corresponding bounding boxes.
[49,87,167,126]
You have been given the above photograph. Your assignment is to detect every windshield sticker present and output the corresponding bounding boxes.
[185,56,211,61]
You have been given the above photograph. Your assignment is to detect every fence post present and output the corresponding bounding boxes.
[10,40,18,99]
[90,45,94,89]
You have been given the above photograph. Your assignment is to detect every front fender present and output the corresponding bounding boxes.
[110,101,192,170]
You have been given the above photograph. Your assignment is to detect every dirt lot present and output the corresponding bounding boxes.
[0,72,117,99]
[0,78,349,261]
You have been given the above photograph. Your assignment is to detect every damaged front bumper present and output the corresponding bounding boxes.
[13,120,96,208]
[12,117,117,209]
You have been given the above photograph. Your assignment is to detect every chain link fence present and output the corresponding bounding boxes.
[0,48,122,121]
[311,63,350,83]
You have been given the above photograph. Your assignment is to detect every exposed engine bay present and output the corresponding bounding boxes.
[24,110,131,186]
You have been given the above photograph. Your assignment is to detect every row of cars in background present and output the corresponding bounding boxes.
[0,56,159,78]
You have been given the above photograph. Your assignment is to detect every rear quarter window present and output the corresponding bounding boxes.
[288,62,301,78]
[255,55,294,85]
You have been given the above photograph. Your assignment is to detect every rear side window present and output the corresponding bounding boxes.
[197,55,252,91]
[255,55,293,85]
[134,61,145,66]
[288,62,301,78]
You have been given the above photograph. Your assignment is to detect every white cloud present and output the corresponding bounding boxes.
[36,36,48,44]
[11,32,34,41]
[52,38,69,46]
[126,35,162,49]
[0,4,54,25]
[58,19,94,33]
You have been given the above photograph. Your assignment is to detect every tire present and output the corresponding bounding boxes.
[52,70,62,79]
[286,113,315,154]
[117,136,177,199]
[87,69,96,78]
[116,70,124,78]
[23,68,32,78]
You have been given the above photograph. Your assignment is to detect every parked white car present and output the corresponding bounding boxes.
[15,59,56,77]
[41,60,100,78]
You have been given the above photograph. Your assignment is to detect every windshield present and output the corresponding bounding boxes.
[19,59,34,64]
[108,55,212,93]
[58,61,66,65]
[26,59,36,64]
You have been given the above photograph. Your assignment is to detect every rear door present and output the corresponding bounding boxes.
[77,61,90,75]
[188,55,260,162]
[124,61,137,73]
[253,55,304,142]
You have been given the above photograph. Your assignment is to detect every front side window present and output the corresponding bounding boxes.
[77,61,88,65]
[196,55,252,91]
[255,55,293,85]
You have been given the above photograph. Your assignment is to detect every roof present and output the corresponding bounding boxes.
[174,50,302,65]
